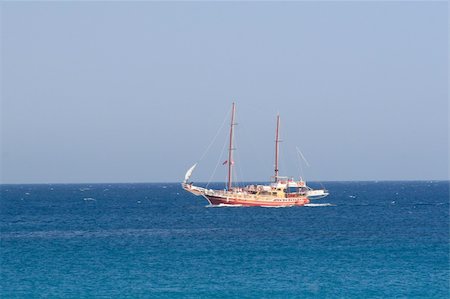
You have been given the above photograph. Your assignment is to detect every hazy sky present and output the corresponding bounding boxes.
[1,1,448,184]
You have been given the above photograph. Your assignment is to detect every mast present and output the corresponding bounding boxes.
[274,114,280,182]
[227,102,236,191]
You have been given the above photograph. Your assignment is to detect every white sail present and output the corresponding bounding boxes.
[183,163,197,183]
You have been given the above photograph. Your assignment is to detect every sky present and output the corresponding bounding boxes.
[1,1,448,184]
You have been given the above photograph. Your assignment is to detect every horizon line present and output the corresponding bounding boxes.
[1,179,449,185]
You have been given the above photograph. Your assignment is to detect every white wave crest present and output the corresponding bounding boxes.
[305,203,335,207]
[206,203,244,208]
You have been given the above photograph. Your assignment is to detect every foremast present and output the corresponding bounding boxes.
[227,102,236,191]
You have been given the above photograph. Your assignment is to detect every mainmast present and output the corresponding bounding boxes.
[274,114,280,182]
[227,102,236,191]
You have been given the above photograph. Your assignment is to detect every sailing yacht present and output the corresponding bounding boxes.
[182,103,329,207]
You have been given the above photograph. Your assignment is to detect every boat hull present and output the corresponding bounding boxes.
[203,195,310,207]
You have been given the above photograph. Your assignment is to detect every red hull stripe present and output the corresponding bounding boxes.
[204,195,309,207]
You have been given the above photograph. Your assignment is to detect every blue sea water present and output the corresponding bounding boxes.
[0,181,448,298]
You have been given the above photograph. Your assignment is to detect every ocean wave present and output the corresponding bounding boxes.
[206,203,244,208]
[260,205,293,208]
[305,203,335,207]
[0,228,229,239]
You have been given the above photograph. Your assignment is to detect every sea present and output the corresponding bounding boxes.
[0,181,448,298]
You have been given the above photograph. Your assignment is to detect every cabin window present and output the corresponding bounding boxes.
[287,187,299,193]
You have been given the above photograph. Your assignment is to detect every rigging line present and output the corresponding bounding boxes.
[278,136,286,180]
[235,150,244,187]
[238,151,246,187]
[224,173,227,191]
[233,146,242,188]
[238,120,264,182]
[198,108,231,163]
[296,146,310,168]
[296,146,326,189]
[206,132,228,189]
[232,118,245,187]
[295,147,305,180]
